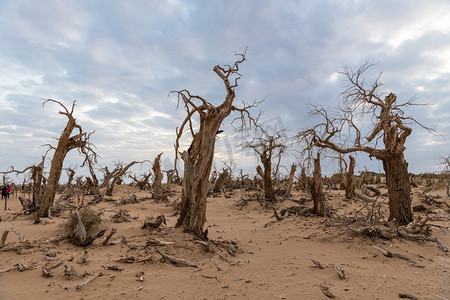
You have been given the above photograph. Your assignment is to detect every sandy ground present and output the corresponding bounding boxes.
[0,184,449,300]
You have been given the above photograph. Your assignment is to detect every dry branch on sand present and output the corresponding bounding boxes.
[77,273,102,290]
[155,249,197,267]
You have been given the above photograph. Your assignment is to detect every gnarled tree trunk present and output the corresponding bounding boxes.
[176,125,219,238]
[261,154,275,200]
[36,100,94,221]
[285,163,297,197]
[382,153,413,223]
[310,154,325,216]
[345,155,355,199]
[32,157,45,211]
[152,153,163,199]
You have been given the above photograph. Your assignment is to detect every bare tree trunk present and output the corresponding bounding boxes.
[261,156,275,200]
[285,164,297,197]
[310,154,325,216]
[300,167,308,193]
[152,153,163,199]
[176,132,216,238]
[32,157,45,211]
[345,155,355,199]
[382,153,413,224]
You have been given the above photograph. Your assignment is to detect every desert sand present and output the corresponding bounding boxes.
[0,184,449,300]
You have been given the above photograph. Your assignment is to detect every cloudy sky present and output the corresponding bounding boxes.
[1,0,449,182]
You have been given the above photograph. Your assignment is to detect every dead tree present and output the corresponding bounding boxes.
[345,155,356,199]
[310,153,325,215]
[100,165,120,189]
[129,171,152,190]
[34,100,97,221]
[244,130,287,201]
[297,63,434,224]
[152,153,163,199]
[285,163,297,197]
[441,155,450,197]
[298,167,308,193]
[237,169,249,189]
[105,161,147,196]
[212,168,231,193]
[173,51,259,237]
[164,169,176,191]
[223,160,236,190]
[80,147,100,196]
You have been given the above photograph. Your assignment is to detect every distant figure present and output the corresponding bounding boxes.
[6,186,11,199]
[1,186,6,199]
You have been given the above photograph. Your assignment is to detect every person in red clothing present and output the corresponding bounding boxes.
[6,185,11,199]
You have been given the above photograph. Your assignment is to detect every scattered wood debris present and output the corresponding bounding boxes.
[110,209,134,223]
[42,260,63,277]
[136,271,144,281]
[64,264,81,278]
[311,259,325,269]
[76,273,102,290]
[398,293,418,300]
[10,230,25,242]
[320,284,335,298]
[121,286,144,295]
[146,238,175,246]
[103,265,124,271]
[333,265,346,279]
[58,284,70,291]
[155,249,197,267]
[142,214,166,230]
[372,246,416,264]
[102,228,117,245]
[78,250,89,265]
[116,256,136,264]
[16,261,38,272]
